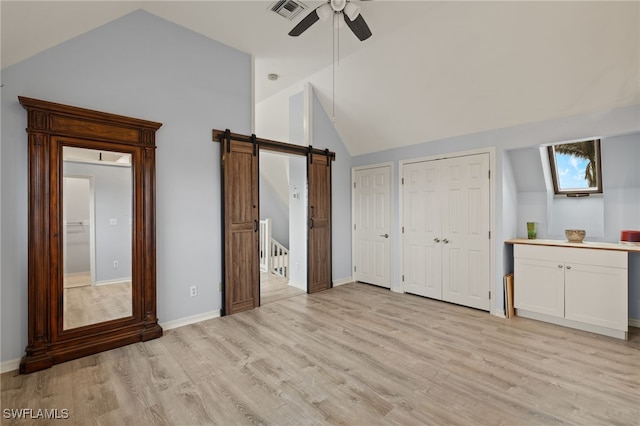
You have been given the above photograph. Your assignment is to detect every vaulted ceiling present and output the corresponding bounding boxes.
[2,1,639,156]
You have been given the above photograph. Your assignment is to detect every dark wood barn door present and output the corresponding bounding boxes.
[216,129,335,314]
[307,152,332,293]
[221,138,259,315]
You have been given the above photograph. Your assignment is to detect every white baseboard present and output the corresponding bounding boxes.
[1,358,21,374]
[629,318,640,328]
[333,277,353,287]
[160,310,220,331]
[95,277,132,286]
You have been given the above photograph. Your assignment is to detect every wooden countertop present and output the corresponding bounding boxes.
[505,238,640,253]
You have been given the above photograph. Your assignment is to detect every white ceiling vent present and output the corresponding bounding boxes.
[269,0,307,21]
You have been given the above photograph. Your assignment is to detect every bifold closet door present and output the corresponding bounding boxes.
[308,153,332,293]
[402,153,491,311]
[221,139,259,315]
[441,154,491,311]
[402,161,442,299]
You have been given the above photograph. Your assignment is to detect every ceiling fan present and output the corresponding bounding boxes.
[289,0,372,41]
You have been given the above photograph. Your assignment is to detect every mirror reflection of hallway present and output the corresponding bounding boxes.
[259,151,307,305]
[62,147,133,330]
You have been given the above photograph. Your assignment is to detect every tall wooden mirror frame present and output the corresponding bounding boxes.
[19,97,163,374]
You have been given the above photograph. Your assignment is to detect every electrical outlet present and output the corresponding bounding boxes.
[113,260,119,269]
[190,285,197,297]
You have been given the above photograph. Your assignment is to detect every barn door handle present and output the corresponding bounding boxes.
[254,220,258,232]
[310,218,314,229]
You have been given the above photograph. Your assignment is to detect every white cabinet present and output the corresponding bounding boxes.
[564,263,627,331]
[514,244,628,339]
[514,257,564,318]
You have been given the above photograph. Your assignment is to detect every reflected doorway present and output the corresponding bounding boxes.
[259,151,307,305]
[62,147,133,329]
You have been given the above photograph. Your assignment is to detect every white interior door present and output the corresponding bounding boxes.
[441,154,491,310]
[402,161,442,299]
[353,165,391,288]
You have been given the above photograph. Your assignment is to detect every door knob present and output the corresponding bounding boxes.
[566,265,572,270]
[558,264,563,268]
[433,238,441,243]
[379,234,389,238]
[442,238,449,244]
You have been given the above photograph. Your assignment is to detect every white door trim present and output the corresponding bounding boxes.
[399,147,496,314]
[351,162,394,289]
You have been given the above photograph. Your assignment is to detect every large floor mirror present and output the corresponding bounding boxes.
[19,97,163,374]
[62,147,133,330]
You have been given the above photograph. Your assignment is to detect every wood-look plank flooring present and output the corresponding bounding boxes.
[3,283,639,425]
[260,271,305,305]
[63,281,132,330]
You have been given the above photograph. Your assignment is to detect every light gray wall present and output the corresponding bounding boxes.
[312,94,353,282]
[508,133,640,241]
[65,161,133,283]
[0,10,251,363]
[287,94,308,290]
[353,104,640,316]
[259,175,290,247]
[288,156,308,290]
[63,177,92,275]
[287,91,354,283]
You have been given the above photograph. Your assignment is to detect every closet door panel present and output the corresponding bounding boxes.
[402,161,442,299]
[442,154,490,310]
[402,153,490,311]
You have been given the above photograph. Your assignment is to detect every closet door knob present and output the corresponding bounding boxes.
[434,238,440,243]
[379,234,389,238]
[558,264,563,268]
[566,265,572,270]
[442,238,449,244]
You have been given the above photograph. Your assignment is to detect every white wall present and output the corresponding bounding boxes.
[0,10,252,364]
[288,156,307,291]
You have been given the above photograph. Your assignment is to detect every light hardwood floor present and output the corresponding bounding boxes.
[2,283,639,425]
[260,272,305,305]
[63,281,132,330]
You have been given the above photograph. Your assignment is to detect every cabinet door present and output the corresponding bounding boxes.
[565,263,627,331]
[514,258,565,318]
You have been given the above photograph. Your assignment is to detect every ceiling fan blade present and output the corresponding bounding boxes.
[344,13,372,41]
[288,9,320,37]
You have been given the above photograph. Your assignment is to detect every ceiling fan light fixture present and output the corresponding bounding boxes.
[344,3,360,21]
[316,3,333,21]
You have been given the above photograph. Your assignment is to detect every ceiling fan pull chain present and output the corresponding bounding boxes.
[332,12,336,121]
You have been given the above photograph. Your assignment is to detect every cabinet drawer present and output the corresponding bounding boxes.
[514,244,627,269]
